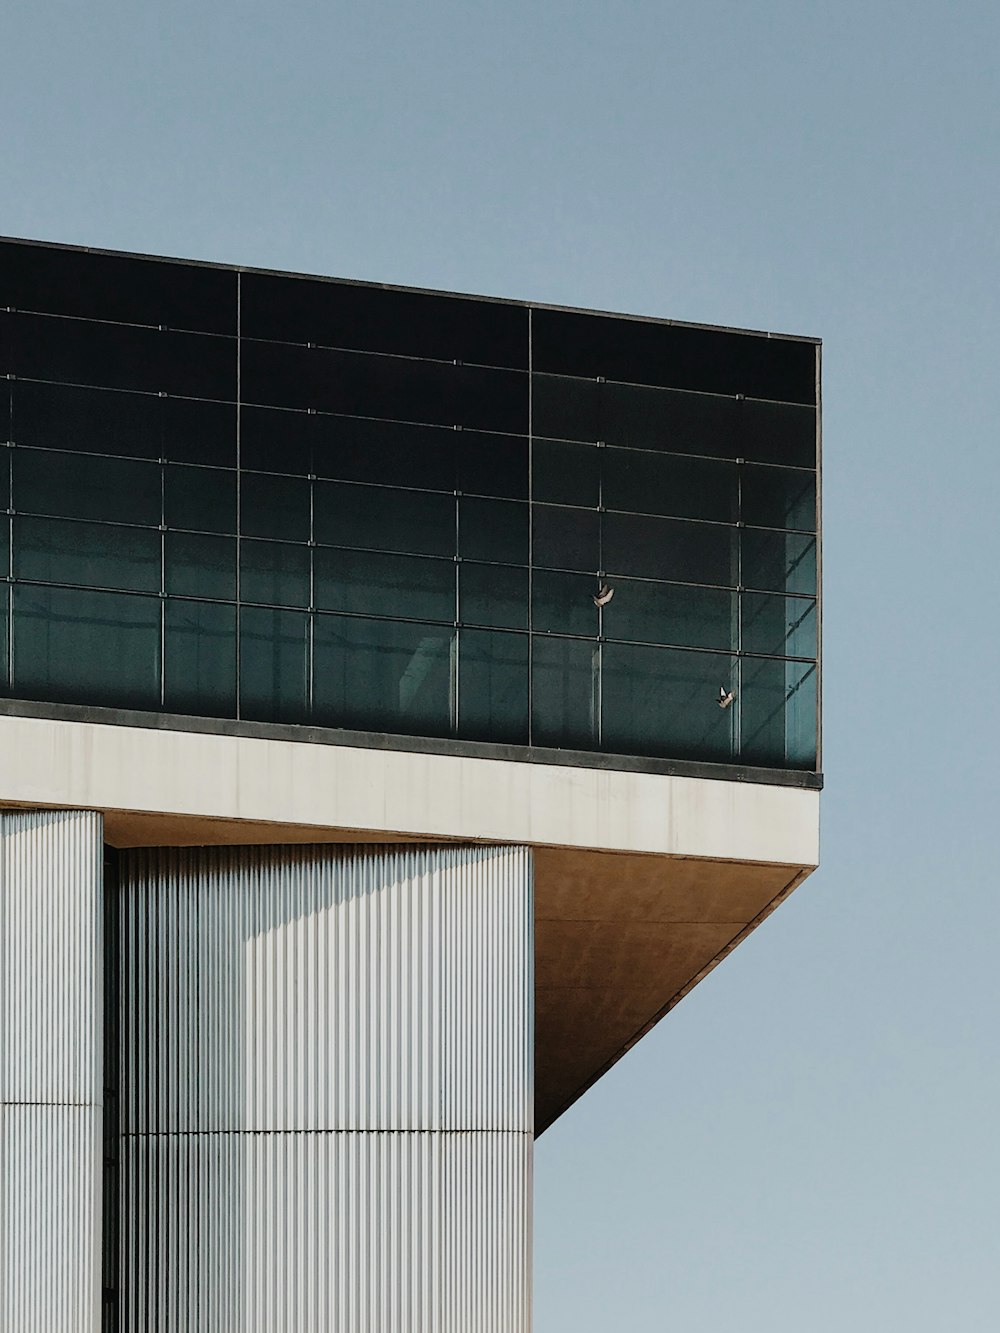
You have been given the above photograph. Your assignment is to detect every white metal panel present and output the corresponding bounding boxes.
[0,1105,103,1333]
[0,809,103,1104]
[121,1130,531,1333]
[119,844,533,1133]
[0,808,104,1333]
[116,842,533,1332]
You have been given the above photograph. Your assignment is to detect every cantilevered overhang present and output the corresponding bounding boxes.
[0,709,819,1133]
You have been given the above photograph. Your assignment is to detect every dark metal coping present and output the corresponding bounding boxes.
[0,697,823,791]
[0,234,822,347]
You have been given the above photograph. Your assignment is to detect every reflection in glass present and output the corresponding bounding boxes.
[532,569,599,637]
[603,450,736,524]
[163,600,236,717]
[603,512,736,587]
[741,593,816,660]
[315,548,453,622]
[165,532,235,601]
[532,637,599,750]
[240,606,310,723]
[739,657,817,768]
[314,483,454,557]
[16,516,160,593]
[460,563,528,630]
[12,583,160,709]
[459,497,528,566]
[742,528,817,595]
[532,506,599,573]
[164,465,237,534]
[741,464,815,531]
[313,615,453,736]
[602,643,736,761]
[458,629,528,744]
[240,471,310,542]
[240,540,310,608]
[604,578,733,651]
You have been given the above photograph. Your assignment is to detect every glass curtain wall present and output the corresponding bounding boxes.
[0,241,819,770]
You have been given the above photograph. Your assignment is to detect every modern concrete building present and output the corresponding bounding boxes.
[0,236,821,1331]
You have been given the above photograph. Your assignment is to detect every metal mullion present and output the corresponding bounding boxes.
[235,272,242,720]
[527,306,534,746]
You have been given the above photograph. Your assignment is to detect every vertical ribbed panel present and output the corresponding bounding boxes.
[117,843,533,1332]
[121,1132,532,1332]
[120,844,533,1133]
[0,809,103,1333]
[0,809,103,1103]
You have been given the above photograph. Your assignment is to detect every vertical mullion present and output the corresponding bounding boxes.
[235,272,242,720]
[526,308,533,747]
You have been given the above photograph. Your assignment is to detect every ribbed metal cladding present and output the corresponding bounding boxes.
[0,809,104,1333]
[117,843,533,1332]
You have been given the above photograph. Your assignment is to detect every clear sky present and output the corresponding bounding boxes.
[4,1,999,1326]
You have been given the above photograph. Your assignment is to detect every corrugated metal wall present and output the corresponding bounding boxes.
[0,808,104,1333]
[116,843,534,1332]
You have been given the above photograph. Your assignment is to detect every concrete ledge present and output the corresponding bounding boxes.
[0,712,819,866]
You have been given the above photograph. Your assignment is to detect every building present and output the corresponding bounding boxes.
[0,236,821,1330]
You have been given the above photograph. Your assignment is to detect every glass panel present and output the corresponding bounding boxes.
[0,517,8,579]
[313,416,456,490]
[163,398,237,468]
[313,483,454,557]
[532,636,599,750]
[163,600,236,717]
[164,531,236,601]
[742,528,817,595]
[240,472,310,542]
[8,314,236,401]
[313,615,453,737]
[459,563,528,630]
[11,583,160,709]
[602,643,736,761]
[742,593,817,659]
[603,578,733,651]
[459,497,528,565]
[531,375,602,443]
[15,516,160,593]
[532,505,599,573]
[0,241,236,333]
[458,628,528,744]
[241,273,528,369]
[14,382,161,459]
[13,449,161,526]
[0,583,7,692]
[532,439,600,507]
[163,465,237,534]
[240,606,310,723]
[241,406,314,476]
[601,382,739,455]
[315,548,453,621]
[240,540,310,608]
[740,463,815,530]
[739,657,817,768]
[458,432,528,500]
[12,382,236,467]
[603,449,736,523]
[531,307,817,405]
[603,512,736,586]
[739,399,816,468]
[532,569,599,638]
[241,343,528,433]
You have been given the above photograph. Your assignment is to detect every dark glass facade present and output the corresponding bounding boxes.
[0,238,820,772]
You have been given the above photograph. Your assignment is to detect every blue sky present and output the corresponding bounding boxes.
[4,2,999,1325]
